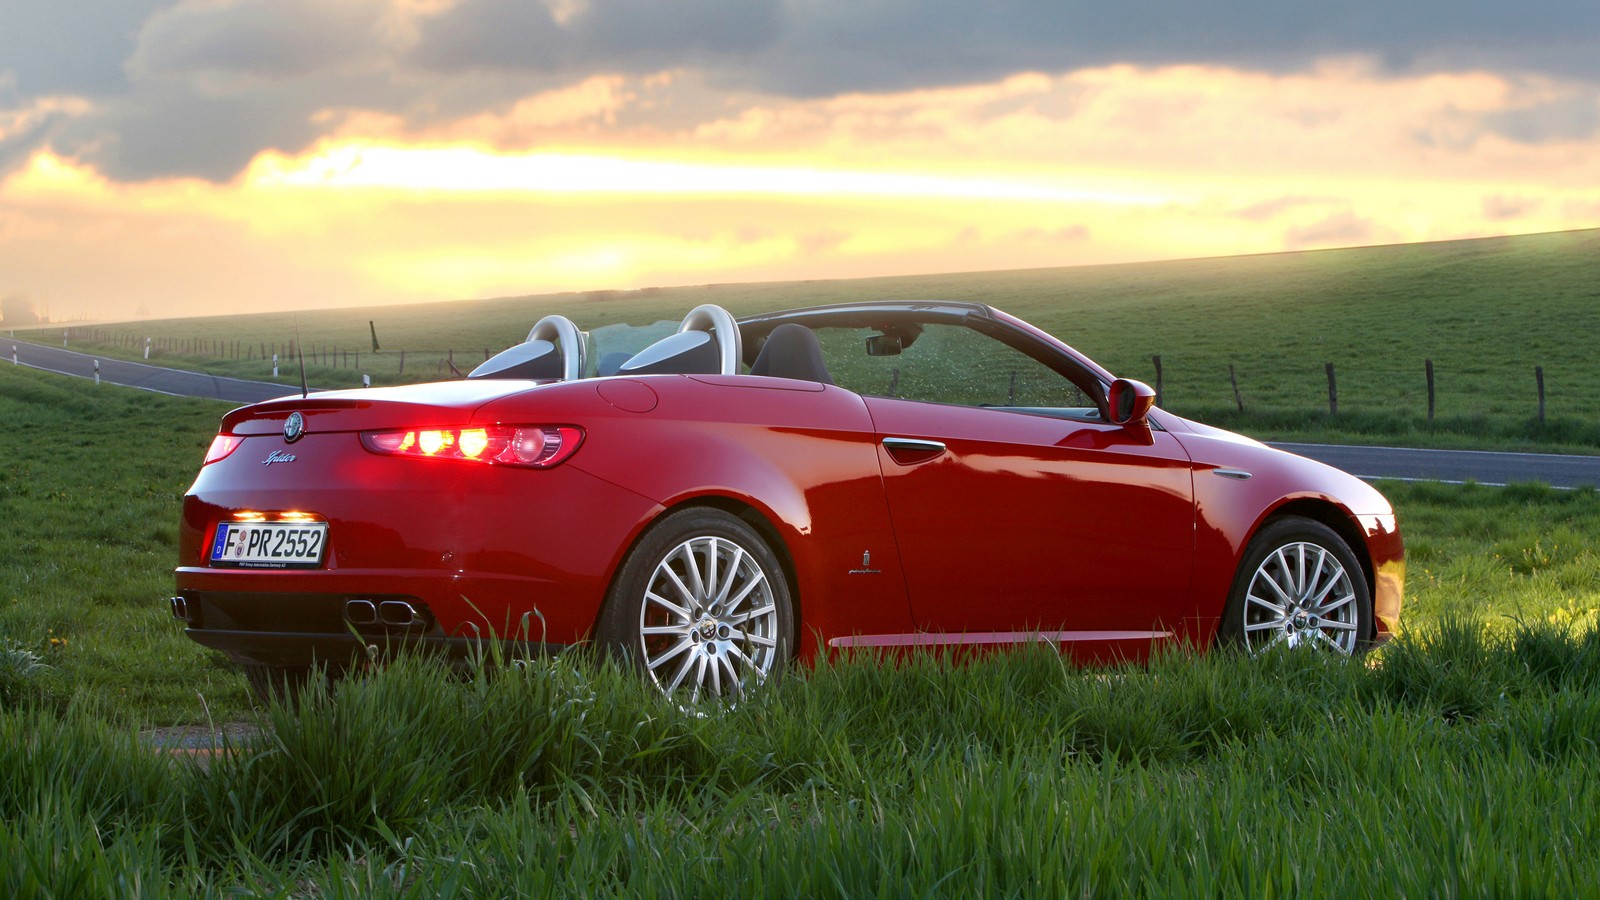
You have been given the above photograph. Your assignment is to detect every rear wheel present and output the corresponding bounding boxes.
[1218,517,1373,656]
[597,508,793,703]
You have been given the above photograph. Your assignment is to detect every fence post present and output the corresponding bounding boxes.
[1229,364,1244,412]
[1536,366,1546,422]
[1325,362,1337,416]
[399,349,405,375]
[1425,359,1435,422]
[1151,355,1163,406]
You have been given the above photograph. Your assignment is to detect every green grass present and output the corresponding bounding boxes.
[7,635,1600,896]
[9,343,1600,893]
[15,227,1600,450]
[0,365,247,723]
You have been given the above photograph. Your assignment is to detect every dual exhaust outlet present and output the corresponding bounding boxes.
[345,598,428,630]
[169,596,429,630]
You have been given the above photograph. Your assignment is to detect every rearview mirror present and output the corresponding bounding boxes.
[1107,378,1156,426]
[865,334,903,357]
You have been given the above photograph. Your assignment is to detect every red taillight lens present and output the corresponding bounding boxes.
[203,434,244,465]
[359,425,583,468]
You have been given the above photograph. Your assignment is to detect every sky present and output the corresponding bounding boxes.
[1,1,1597,321]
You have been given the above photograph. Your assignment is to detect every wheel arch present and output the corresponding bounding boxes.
[1248,497,1377,640]
[588,493,803,656]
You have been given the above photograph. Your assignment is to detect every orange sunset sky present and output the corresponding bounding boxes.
[2,1,1598,320]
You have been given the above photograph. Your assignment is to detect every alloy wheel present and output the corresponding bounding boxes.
[637,535,781,702]
[1240,541,1361,655]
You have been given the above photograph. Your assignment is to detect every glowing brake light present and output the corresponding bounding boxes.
[203,434,244,465]
[360,425,583,468]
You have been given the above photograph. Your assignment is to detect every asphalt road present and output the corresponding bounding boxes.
[1266,442,1600,490]
[9,339,1599,487]
[8,338,300,405]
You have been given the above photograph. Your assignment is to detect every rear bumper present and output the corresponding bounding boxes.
[185,627,568,669]
[171,586,577,669]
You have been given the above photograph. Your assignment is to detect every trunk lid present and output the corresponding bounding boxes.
[221,381,544,435]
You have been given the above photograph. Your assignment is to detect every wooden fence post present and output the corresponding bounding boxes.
[1325,362,1337,416]
[1151,355,1163,406]
[1536,366,1546,422]
[1229,364,1244,412]
[399,350,405,375]
[1425,359,1435,422]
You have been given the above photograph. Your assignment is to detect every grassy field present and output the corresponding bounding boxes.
[8,632,1600,895]
[13,227,1600,451]
[7,332,1600,893]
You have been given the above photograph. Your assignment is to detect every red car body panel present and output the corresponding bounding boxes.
[174,302,1403,671]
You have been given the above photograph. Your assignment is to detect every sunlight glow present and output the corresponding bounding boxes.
[249,143,1173,206]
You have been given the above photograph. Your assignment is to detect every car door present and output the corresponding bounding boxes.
[868,398,1195,644]
[814,319,1196,654]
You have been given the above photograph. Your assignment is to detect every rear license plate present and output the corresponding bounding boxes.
[210,522,328,569]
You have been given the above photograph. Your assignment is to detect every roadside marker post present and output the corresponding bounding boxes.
[11,345,16,365]
[94,360,100,385]
[145,337,151,360]
[273,354,279,378]
[362,374,371,388]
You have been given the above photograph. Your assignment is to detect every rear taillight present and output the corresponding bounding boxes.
[359,425,583,468]
[203,434,244,465]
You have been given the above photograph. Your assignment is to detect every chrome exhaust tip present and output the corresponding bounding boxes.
[169,596,189,620]
[378,600,419,627]
[345,599,378,626]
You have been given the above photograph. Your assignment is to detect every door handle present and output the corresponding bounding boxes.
[882,437,947,464]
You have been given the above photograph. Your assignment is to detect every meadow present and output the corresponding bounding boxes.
[6,356,1600,894]
[16,227,1600,451]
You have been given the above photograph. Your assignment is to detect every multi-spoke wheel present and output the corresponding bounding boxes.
[598,508,792,703]
[1218,517,1373,656]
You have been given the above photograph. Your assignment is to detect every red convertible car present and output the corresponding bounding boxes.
[172,301,1403,702]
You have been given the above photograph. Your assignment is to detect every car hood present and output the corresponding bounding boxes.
[1164,414,1395,517]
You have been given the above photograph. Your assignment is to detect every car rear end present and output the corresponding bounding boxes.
[171,381,657,676]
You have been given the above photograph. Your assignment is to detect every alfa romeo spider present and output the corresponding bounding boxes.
[172,301,1403,702]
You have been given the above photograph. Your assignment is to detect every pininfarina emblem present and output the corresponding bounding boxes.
[848,550,881,576]
[283,412,305,443]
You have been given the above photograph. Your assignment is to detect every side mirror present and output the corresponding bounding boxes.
[1106,378,1156,426]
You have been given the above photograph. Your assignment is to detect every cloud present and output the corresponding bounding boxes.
[129,0,400,82]
[1285,211,1375,248]
[0,0,1596,183]
[1482,94,1600,144]
[410,0,784,76]
[1483,195,1541,221]
[0,0,167,95]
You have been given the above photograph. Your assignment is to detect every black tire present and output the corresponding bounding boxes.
[1217,517,1374,656]
[596,508,794,702]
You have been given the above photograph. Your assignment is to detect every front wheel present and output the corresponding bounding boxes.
[1217,517,1373,656]
[596,508,793,703]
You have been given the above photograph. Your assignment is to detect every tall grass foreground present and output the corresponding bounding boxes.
[5,619,1600,897]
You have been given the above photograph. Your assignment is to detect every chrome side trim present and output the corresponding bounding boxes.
[1212,468,1253,480]
[827,630,1174,649]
